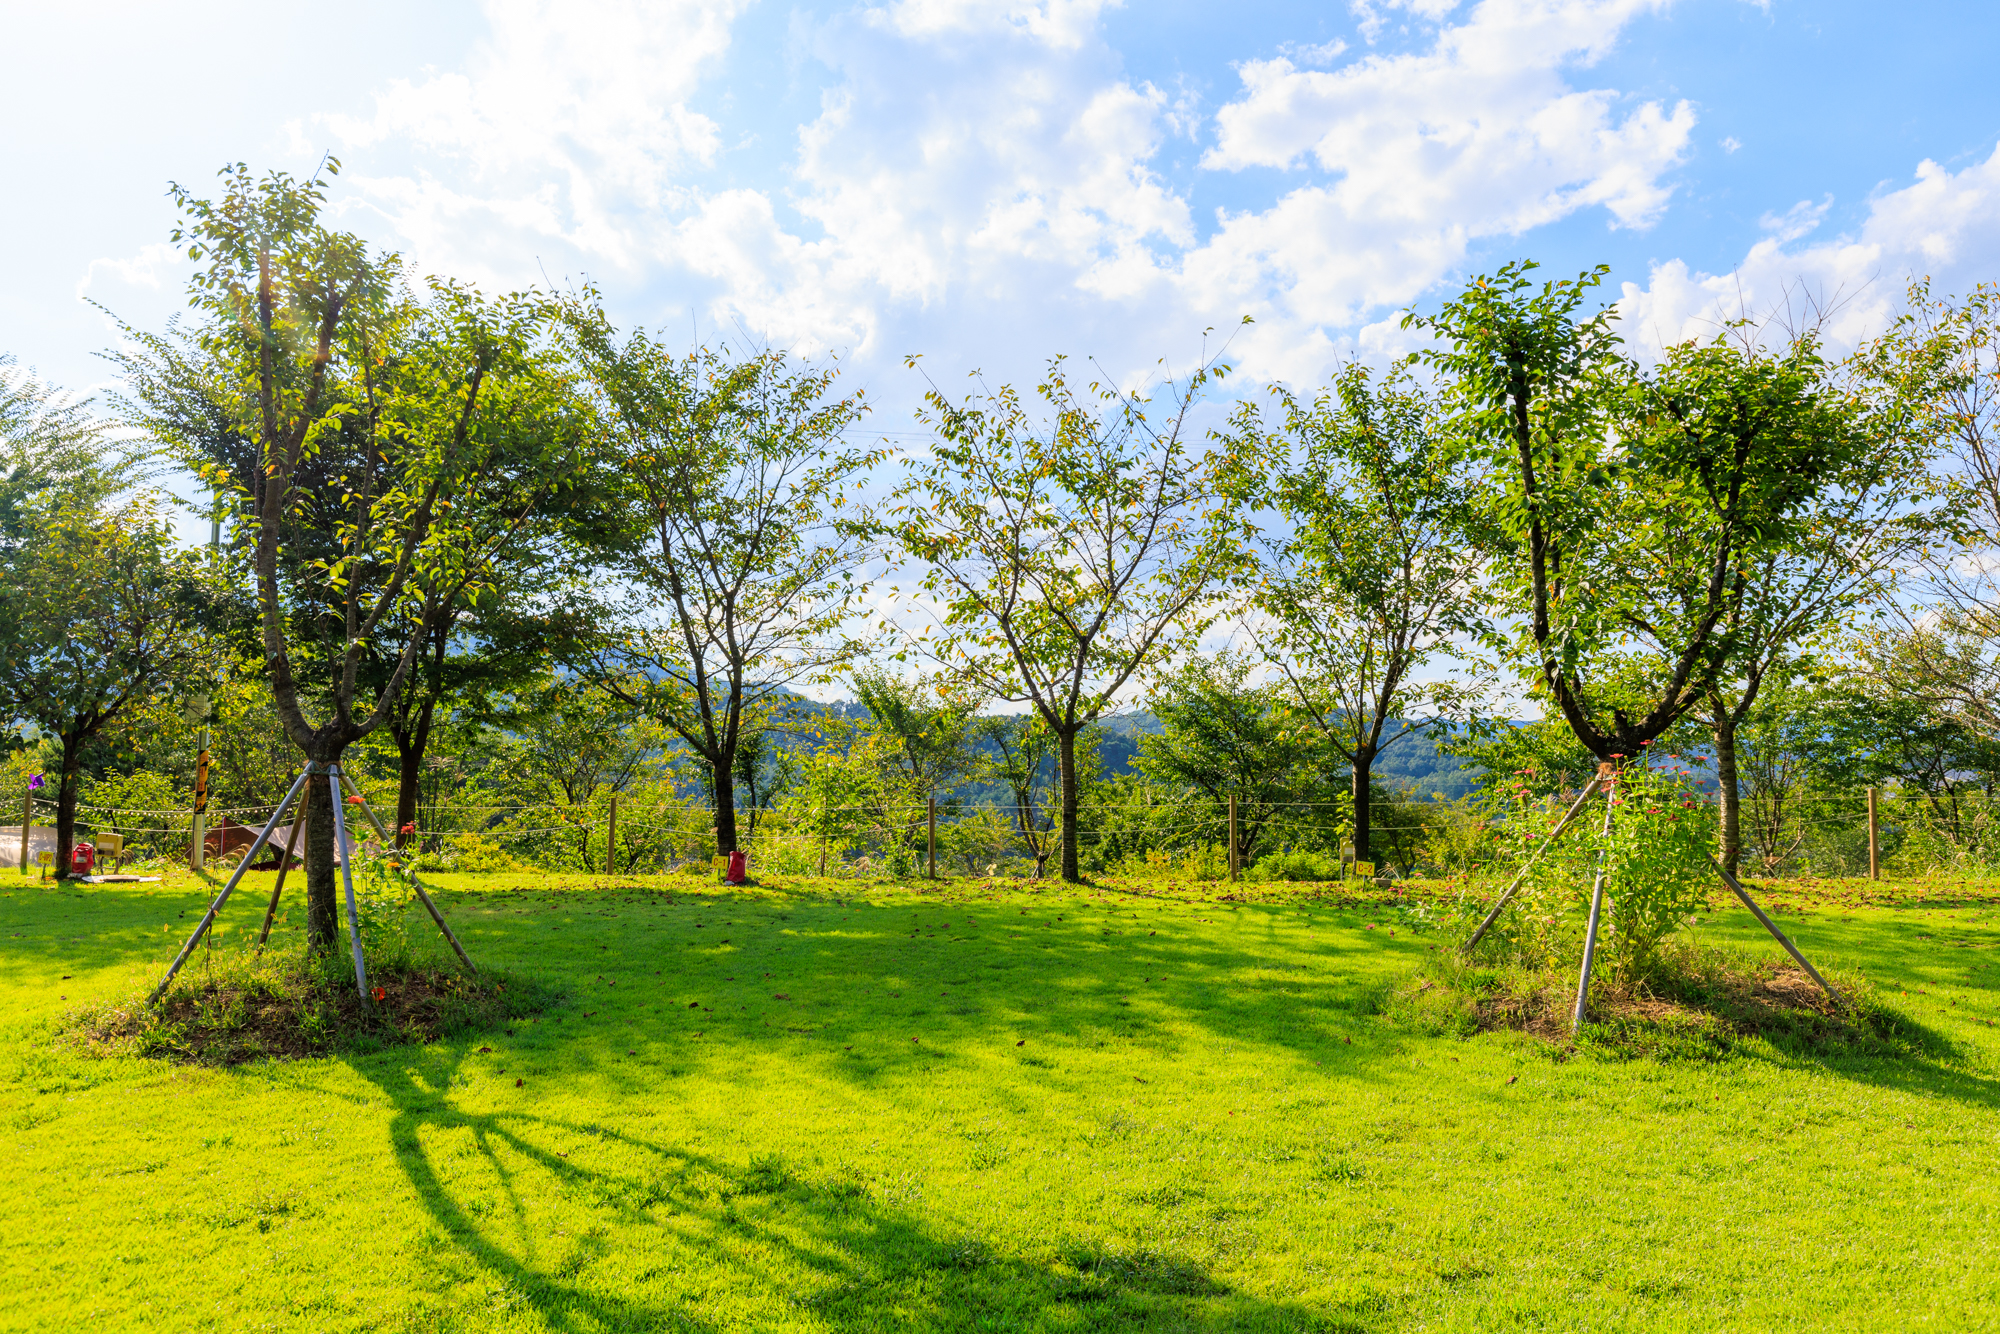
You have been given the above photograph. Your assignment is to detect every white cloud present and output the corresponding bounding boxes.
[1616,142,2000,356]
[313,0,1696,391]
[1207,0,1690,229]
[323,0,748,271]
[74,242,183,303]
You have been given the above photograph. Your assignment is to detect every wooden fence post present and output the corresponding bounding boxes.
[190,739,209,871]
[928,797,938,880]
[1228,794,1239,883]
[18,787,30,876]
[606,793,618,876]
[1867,787,1879,881]
[819,797,829,877]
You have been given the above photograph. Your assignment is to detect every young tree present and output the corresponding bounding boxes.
[885,352,1253,881]
[0,353,119,533]
[1134,654,1329,869]
[1413,262,1877,770]
[973,713,1058,875]
[0,494,212,874]
[852,667,986,800]
[1856,282,2000,741]
[1234,360,1488,864]
[562,303,875,858]
[116,162,581,952]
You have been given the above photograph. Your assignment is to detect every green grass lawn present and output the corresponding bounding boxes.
[5,866,2000,1332]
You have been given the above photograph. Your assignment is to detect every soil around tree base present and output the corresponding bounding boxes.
[1388,944,1944,1060]
[62,959,560,1065]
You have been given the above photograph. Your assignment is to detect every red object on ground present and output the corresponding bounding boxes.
[70,843,95,875]
[725,850,748,884]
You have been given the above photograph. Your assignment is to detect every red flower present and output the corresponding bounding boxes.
[346,794,363,805]
[371,986,386,1001]
[400,822,415,836]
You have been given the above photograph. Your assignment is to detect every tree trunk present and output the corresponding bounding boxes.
[53,739,82,879]
[713,760,739,856]
[1713,715,1741,877]
[1352,742,1376,865]
[1057,727,1081,883]
[394,731,424,850]
[302,761,340,953]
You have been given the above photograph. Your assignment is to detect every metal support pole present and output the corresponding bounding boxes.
[327,766,370,1005]
[149,766,312,1004]
[606,793,618,876]
[257,800,305,948]
[928,797,937,880]
[1714,859,1842,1004]
[1570,788,1619,1034]
[336,769,478,975]
[1867,787,1879,880]
[1228,795,1239,882]
[1463,773,1606,952]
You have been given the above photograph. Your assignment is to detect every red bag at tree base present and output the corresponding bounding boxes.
[725,850,748,885]
[70,844,95,876]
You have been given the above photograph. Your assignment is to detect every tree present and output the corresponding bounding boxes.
[1857,282,2000,741]
[852,668,985,798]
[561,302,875,858]
[885,351,1253,881]
[0,354,119,536]
[1133,654,1329,869]
[973,713,1058,876]
[0,494,211,875]
[1234,359,1488,864]
[116,162,582,952]
[1413,262,1877,770]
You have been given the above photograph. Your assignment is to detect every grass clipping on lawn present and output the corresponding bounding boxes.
[61,952,561,1065]
[1384,936,1949,1061]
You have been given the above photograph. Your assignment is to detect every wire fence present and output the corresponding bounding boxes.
[14,778,2000,881]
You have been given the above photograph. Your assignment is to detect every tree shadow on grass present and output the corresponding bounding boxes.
[350,1053,1359,1333]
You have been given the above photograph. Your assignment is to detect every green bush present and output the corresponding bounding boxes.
[1245,849,1342,882]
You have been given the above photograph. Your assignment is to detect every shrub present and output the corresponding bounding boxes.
[452,835,521,874]
[1245,849,1342,882]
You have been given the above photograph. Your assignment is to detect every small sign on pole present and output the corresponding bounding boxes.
[1350,860,1376,879]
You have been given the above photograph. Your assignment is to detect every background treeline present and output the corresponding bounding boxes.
[6,163,2000,923]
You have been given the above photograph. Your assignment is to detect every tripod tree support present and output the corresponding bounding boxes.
[327,765,371,1006]
[1570,791,1619,1033]
[336,769,479,976]
[148,766,313,1004]
[1461,771,1606,953]
[1714,859,1842,1006]
[255,805,305,948]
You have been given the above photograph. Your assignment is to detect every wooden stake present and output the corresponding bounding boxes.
[1228,795,1239,882]
[819,798,828,877]
[606,793,618,876]
[190,738,209,871]
[928,797,937,880]
[18,786,30,876]
[1867,787,1879,880]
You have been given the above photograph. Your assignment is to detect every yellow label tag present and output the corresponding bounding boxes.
[1351,861,1376,877]
[35,851,54,866]
[713,855,729,870]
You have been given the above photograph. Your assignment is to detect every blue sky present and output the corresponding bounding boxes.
[7,0,2000,412]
